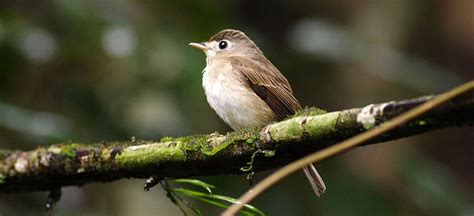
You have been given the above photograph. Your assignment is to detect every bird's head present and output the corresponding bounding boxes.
[189,29,261,61]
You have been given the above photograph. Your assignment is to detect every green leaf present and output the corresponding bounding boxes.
[172,191,203,216]
[172,178,215,194]
[169,193,190,216]
[173,188,265,216]
[161,180,192,215]
[179,191,231,209]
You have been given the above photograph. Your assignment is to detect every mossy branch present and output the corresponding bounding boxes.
[0,92,473,193]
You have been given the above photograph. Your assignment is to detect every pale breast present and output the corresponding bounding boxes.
[202,61,277,130]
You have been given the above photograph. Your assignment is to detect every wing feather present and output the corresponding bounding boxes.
[229,56,301,120]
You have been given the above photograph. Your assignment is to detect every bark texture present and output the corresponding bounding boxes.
[0,92,473,193]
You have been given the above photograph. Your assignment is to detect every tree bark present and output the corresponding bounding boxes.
[0,92,473,193]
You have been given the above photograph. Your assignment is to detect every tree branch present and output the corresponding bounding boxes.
[0,92,473,193]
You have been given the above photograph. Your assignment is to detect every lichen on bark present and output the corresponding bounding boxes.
[0,92,473,193]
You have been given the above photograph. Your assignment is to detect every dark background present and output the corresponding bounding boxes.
[0,1,473,215]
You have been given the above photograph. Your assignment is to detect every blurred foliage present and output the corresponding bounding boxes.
[0,0,473,215]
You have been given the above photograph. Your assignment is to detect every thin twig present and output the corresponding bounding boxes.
[222,80,474,215]
[0,87,472,193]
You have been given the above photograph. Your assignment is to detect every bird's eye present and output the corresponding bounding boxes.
[218,40,228,49]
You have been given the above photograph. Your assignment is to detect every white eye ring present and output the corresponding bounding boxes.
[218,40,231,50]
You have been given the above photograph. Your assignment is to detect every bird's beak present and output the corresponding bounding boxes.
[189,42,209,51]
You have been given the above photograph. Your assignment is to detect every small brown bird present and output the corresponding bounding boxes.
[189,29,326,197]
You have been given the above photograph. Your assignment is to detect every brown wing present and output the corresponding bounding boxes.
[229,56,302,120]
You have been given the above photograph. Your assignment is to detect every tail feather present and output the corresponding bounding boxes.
[303,164,326,197]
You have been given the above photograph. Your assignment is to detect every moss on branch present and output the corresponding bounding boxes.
[0,92,473,193]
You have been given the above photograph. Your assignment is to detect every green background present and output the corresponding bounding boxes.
[0,1,473,215]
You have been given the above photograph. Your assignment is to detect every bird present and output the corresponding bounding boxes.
[189,29,326,197]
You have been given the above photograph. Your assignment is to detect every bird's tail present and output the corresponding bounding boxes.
[303,164,326,197]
